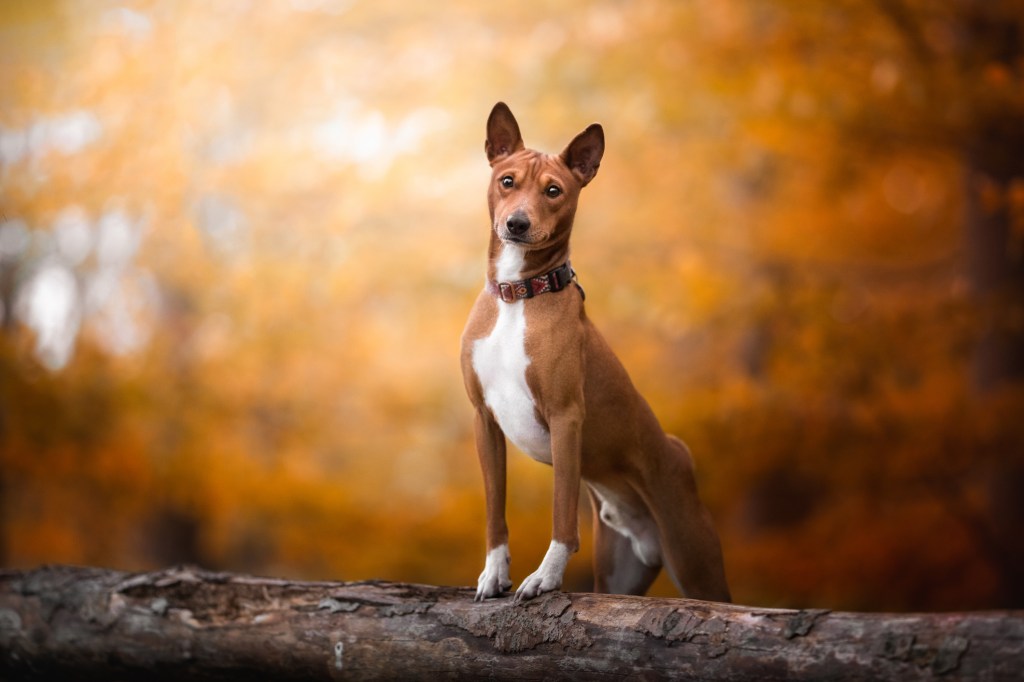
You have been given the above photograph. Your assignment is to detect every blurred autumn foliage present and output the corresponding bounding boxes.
[2,0,1023,612]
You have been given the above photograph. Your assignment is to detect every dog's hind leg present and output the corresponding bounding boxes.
[588,488,661,595]
[641,437,732,602]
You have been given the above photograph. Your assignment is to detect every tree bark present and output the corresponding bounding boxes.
[1,565,1022,681]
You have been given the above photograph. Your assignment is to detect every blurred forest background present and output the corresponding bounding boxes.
[2,0,1023,612]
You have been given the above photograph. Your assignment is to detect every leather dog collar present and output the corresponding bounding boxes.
[487,262,584,303]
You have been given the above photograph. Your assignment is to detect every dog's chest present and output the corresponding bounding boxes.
[471,301,552,464]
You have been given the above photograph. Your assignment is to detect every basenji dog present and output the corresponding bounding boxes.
[461,102,731,603]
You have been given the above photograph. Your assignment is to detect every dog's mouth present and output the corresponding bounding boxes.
[501,234,532,245]
[497,227,546,247]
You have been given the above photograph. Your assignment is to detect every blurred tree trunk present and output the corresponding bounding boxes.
[964,114,1024,390]
[950,6,1024,391]
[951,4,1024,600]
[2,565,1023,681]
[869,1,1024,605]
[874,0,1024,390]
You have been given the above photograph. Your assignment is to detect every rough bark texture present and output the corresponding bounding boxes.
[1,565,1023,680]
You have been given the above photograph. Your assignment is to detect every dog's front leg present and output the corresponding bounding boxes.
[515,410,583,602]
[474,408,512,601]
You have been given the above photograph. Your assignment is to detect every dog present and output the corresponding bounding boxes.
[461,102,731,603]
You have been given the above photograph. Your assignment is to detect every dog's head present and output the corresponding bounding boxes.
[484,102,604,250]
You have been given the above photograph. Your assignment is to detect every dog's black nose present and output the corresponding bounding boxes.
[506,212,531,236]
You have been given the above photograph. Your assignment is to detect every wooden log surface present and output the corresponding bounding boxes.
[1,565,1022,680]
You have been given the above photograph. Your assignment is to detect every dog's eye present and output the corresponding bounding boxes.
[545,185,562,198]
[501,175,514,189]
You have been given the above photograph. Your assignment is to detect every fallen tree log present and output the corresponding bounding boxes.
[1,565,1022,680]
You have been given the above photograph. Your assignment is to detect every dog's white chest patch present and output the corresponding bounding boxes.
[471,247,551,464]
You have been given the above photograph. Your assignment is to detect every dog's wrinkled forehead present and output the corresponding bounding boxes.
[491,149,576,187]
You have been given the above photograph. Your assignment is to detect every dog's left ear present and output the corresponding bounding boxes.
[561,123,604,187]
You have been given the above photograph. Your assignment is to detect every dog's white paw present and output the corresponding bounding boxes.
[475,544,512,601]
[514,569,560,602]
[514,541,571,602]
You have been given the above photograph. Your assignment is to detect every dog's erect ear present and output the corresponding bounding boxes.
[561,123,604,187]
[485,102,524,165]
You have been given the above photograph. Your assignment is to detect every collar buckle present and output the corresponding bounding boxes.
[498,282,516,303]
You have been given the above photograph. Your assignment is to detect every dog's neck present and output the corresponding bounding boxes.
[487,233,571,283]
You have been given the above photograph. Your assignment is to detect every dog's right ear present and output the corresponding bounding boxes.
[485,102,524,165]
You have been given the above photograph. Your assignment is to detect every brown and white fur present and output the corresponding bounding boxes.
[461,102,731,603]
